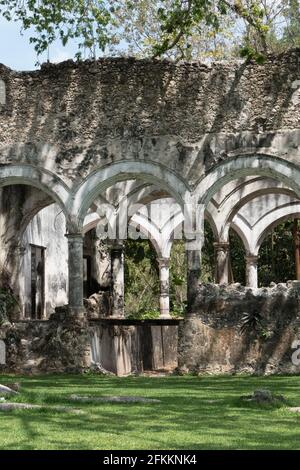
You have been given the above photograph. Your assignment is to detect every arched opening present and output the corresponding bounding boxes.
[169,240,186,316]
[79,172,184,319]
[0,184,67,320]
[124,238,160,318]
[258,218,299,286]
[21,202,68,319]
[229,227,246,285]
[201,220,215,283]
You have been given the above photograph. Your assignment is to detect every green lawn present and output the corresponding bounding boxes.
[0,374,300,450]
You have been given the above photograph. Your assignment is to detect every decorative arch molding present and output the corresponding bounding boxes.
[230,219,252,254]
[0,164,70,217]
[229,203,300,256]
[220,186,297,241]
[71,160,191,228]
[253,204,300,255]
[194,155,300,206]
[83,210,163,257]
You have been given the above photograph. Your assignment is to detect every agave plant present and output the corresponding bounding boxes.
[240,310,263,335]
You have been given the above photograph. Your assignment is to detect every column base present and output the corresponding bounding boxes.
[68,306,86,318]
[159,312,172,319]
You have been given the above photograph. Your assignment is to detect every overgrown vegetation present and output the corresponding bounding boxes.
[124,219,300,318]
[258,219,298,286]
[0,288,17,325]
[0,1,299,63]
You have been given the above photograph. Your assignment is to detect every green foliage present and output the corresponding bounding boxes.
[127,309,160,320]
[281,0,300,48]
[0,288,17,324]
[169,240,187,315]
[229,228,246,284]
[0,0,113,59]
[258,220,296,286]
[0,1,298,63]
[123,218,297,318]
[124,239,160,318]
[201,220,215,283]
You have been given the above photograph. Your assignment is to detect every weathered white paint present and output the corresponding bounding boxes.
[20,204,68,317]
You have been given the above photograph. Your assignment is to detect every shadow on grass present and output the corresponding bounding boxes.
[1,374,300,450]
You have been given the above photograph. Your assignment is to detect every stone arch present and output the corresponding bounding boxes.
[230,219,252,254]
[156,207,218,259]
[221,187,297,242]
[0,164,70,220]
[253,203,300,255]
[207,176,297,241]
[129,214,162,257]
[71,160,191,228]
[195,155,300,207]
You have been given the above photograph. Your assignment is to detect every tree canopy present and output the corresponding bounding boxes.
[0,1,299,63]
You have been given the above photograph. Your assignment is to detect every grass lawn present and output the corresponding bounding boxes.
[0,374,300,450]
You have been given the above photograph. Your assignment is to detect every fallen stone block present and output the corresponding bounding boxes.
[70,394,161,403]
[0,384,18,396]
[0,402,83,413]
[241,389,286,404]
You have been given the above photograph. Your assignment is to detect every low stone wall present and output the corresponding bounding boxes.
[179,282,300,375]
[0,316,179,376]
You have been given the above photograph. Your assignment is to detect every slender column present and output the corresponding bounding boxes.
[186,239,201,314]
[158,257,171,319]
[66,233,85,317]
[213,241,230,284]
[245,254,258,288]
[111,242,125,318]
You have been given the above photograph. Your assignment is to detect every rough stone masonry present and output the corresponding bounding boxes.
[0,50,299,375]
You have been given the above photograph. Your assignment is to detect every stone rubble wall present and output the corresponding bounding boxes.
[0,51,299,186]
[0,317,178,376]
[179,282,300,375]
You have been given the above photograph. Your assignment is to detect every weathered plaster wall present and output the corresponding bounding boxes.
[179,283,300,374]
[0,185,51,300]
[20,203,68,317]
[0,51,299,189]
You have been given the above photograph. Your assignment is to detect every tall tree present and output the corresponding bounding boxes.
[0,0,288,62]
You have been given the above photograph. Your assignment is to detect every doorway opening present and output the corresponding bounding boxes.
[30,244,45,319]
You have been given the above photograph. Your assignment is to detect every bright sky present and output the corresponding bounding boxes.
[0,17,77,70]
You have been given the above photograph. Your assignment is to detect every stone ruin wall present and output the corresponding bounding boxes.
[0,316,178,376]
[179,282,300,375]
[2,282,300,376]
[0,52,300,375]
[0,50,299,187]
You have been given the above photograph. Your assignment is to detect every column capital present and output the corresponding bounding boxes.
[109,240,125,251]
[158,257,170,268]
[245,254,259,264]
[213,241,230,251]
[65,233,84,242]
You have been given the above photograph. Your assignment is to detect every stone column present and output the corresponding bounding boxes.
[66,233,85,317]
[186,239,201,313]
[111,242,125,318]
[158,257,171,319]
[214,241,230,284]
[245,254,258,288]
